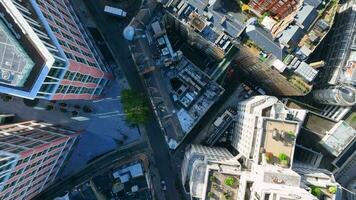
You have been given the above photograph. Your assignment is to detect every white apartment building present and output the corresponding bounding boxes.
[181,145,319,200]
[232,95,306,167]
[180,144,240,198]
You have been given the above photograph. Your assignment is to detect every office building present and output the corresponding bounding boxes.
[0,121,79,200]
[232,95,306,167]
[293,166,356,200]
[316,0,356,86]
[248,0,299,19]
[180,144,239,197]
[313,84,356,106]
[181,145,318,200]
[0,0,112,100]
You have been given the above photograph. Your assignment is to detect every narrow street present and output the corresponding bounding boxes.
[33,140,148,199]
[76,1,181,199]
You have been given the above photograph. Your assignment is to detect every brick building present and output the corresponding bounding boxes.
[249,0,299,19]
[0,0,113,100]
[0,121,79,200]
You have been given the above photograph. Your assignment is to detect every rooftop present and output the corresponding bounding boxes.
[245,24,285,60]
[304,113,336,136]
[172,56,224,134]
[261,119,298,167]
[321,120,356,157]
[0,19,34,87]
[165,0,246,53]
[206,170,239,200]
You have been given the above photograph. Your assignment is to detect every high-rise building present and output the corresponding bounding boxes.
[0,0,113,100]
[0,121,79,200]
[316,0,355,86]
[232,95,306,167]
[313,84,356,106]
[180,144,239,197]
[248,0,299,19]
[181,145,319,200]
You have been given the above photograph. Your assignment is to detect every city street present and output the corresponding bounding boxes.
[75,0,182,199]
[33,140,148,200]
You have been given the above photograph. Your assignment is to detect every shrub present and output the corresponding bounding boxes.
[224,177,235,187]
[224,192,232,200]
[46,105,54,111]
[279,153,288,161]
[208,192,213,198]
[265,152,273,162]
[59,102,67,107]
[209,176,215,182]
[71,111,79,117]
[280,159,289,166]
[328,186,337,194]
[83,105,92,113]
[311,186,322,197]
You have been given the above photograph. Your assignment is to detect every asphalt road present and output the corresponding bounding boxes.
[33,140,148,200]
[81,1,181,199]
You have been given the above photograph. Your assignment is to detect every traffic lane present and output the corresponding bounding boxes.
[84,0,143,92]
[145,118,180,200]
[83,1,180,199]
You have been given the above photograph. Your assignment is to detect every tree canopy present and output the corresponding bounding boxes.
[121,89,150,125]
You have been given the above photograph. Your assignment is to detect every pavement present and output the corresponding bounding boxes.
[33,140,148,200]
[72,0,182,199]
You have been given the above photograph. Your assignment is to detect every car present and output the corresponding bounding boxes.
[161,180,167,191]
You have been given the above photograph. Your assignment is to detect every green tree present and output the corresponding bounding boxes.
[121,89,150,125]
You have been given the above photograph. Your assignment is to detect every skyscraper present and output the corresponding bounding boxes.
[313,84,356,106]
[0,0,113,100]
[0,121,79,200]
[232,95,306,167]
[181,145,319,200]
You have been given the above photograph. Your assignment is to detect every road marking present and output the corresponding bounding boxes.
[92,111,121,116]
[98,114,125,119]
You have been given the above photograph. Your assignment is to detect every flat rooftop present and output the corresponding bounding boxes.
[0,20,34,87]
[321,121,356,156]
[0,1,54,97]
[304,113,336,136]
[172,56,224,134]
[262,119,298,167]
[206,170,239,200]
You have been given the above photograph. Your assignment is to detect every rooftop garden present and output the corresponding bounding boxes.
[207,171,239,200]
[298,0,339,51]
[310,185,338,199]
[288,75,312,94]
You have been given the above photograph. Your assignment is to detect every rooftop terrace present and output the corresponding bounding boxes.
[261,119,298,167]
[206,170,239,200]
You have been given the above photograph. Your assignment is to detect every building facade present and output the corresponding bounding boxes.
[249,0,299,19]
[313,84,356,106]
[0,0,113,100]
[180,144,238,197]
[232,95,306,167]
[181,145,319,200]
[316,0,356,86]
[0,121,79,200]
